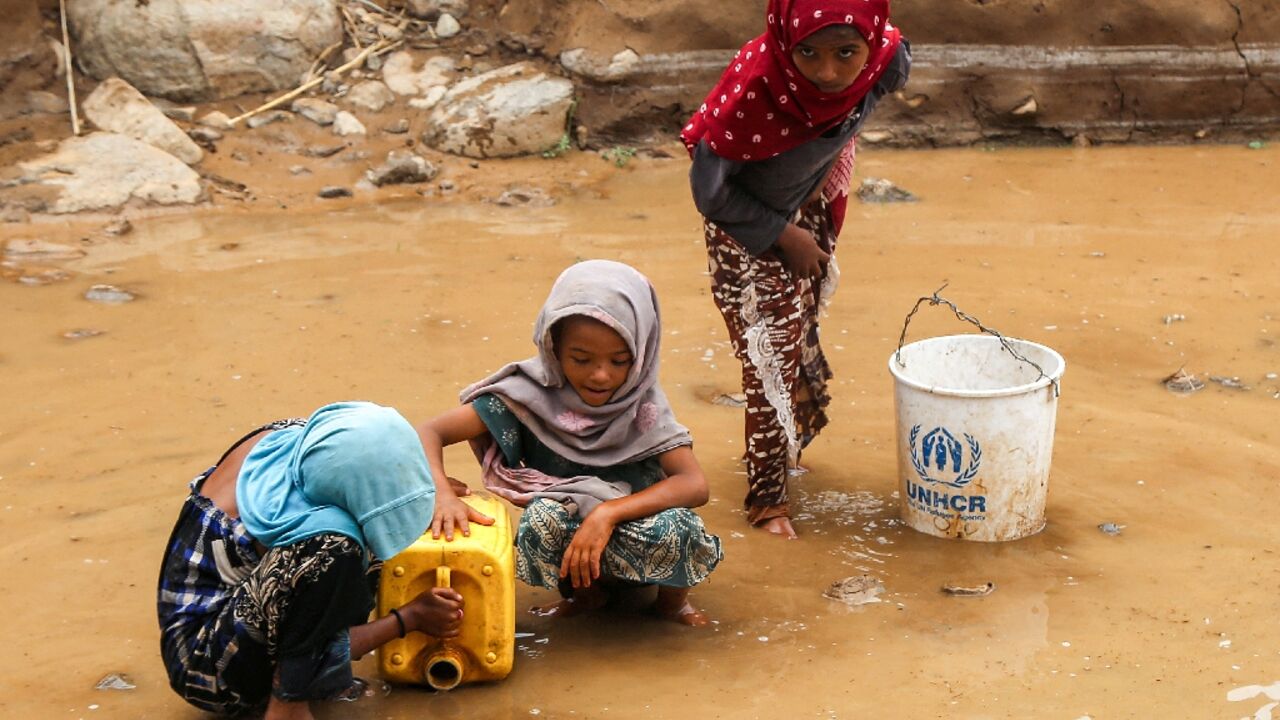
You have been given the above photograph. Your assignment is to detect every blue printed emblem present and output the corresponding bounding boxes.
[909,425,982,489]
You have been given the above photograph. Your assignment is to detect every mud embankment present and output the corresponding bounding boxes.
[497,0,1280,145]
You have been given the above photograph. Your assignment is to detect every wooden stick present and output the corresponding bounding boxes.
[341,7,363,49]
[350,0,398,18]
[58,0,80,136]
[228,40,397,126]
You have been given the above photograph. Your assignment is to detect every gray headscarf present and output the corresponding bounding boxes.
[460,260,691,467]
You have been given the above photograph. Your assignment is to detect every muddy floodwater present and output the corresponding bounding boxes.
[2,145,1278,719]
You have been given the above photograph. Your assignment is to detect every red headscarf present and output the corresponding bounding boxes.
[681,0,902,163]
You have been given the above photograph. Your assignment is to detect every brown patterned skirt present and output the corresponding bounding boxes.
[704,198,837,525]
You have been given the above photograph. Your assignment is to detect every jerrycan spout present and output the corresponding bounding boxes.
[424,648,464,690]
[423,566,464,691]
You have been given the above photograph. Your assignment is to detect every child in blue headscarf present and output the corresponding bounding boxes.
[157,402,457,719]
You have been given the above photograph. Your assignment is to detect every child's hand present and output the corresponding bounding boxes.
[402,587,465,638]
[431,495,496,541]
[776,223,830,279]
[560,508,617,589]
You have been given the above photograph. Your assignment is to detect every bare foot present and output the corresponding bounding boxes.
[653,586,709,627]
[530,584,608,618]
[759,516,798,539]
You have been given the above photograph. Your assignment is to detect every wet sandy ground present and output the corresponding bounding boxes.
[1,145,1278,719]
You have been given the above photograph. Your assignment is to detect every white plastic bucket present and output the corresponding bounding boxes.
[888,334,1065,542]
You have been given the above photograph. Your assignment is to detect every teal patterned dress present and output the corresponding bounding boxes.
[472,394,723,591]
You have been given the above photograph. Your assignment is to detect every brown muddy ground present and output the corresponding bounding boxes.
[1,145,1278,719]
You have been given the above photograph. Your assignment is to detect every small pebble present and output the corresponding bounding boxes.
[318,186,352,199]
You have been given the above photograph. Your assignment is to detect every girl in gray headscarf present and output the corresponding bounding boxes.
[418,260,723,625]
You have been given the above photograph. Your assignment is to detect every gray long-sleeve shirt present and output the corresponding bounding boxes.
[689,40,911,255]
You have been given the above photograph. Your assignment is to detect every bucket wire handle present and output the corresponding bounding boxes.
[895,284,1061,398]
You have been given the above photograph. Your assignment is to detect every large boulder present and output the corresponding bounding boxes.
[6,133,203,214]
[423,62,574,158]
[82,78,204,165]
[68,0,341,102]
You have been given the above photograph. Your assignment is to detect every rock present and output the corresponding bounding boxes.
[85,284,136,304]
[367,150,438,186]
[63,329,106,341]
[941,582,996,597]
[856,177,918,204]
[823,575,885,607]
[318,186,352,199]
[1073,134,1093,148]
[1162,367,1203,394]
[859,130,893,144]
[82,78,204,165]
[1011,96,1038,116]
[103,218,134,236]
[1097,522,1125,536]
[94,673,136,691]
[406,0,469,19]
[409,86,448,111]
[149,98,197,122]
[3,239,86,262]
[493,186,553,207]
[292,98,340,126]
[8,133,203,213]
[303,144,347,158]
[382,53,455,97]
[25,90,69,115]
[384,118,410,134]
[199,111,233,130]
[424,62,574,159]
[346,81,396,112]
[289,165,311,176]
[188,127,222,143]
[435,13,462,39]
[333,111,367,137]
[246,110,290,129]
[2,206,31,223]
[68,0,342,102]
[16,269,74,287]
[559,48,641,83]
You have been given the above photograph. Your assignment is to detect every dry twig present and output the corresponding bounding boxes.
[58,0,80,136]
[228,40,399,126]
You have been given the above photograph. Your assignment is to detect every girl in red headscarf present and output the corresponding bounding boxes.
[682,0,910,538]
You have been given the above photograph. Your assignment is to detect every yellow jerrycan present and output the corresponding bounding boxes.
[377,492,515,690]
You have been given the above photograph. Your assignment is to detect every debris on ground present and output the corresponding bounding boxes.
[1162,313,1187,325]
[493,187,555,207]
[1163,368,1204,394]
[1208,375,1250,391]
[712,393,747,408]
[63,329,106,340]
[1097,522,1125,536]
[367,150,437,187]
[95,673,136,691]
[941,582,995,597]
[102,218,133,237]
[84,284,136,304]
[823,575,885,607]
[856,177,918,203]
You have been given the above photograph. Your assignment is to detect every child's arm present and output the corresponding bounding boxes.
[417,405,495,540]
[350,586,465,658]
[560,445,709,589]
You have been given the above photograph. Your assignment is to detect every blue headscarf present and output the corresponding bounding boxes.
[236,402,435,560]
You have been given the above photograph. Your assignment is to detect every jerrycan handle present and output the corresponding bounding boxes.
[436,566,451,588]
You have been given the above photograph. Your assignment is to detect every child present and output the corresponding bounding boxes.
[681,0,911,539]
[157,402,464,720]
[418,260,723,626]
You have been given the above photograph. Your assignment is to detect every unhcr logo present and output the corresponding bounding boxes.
[909,425,982,489]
